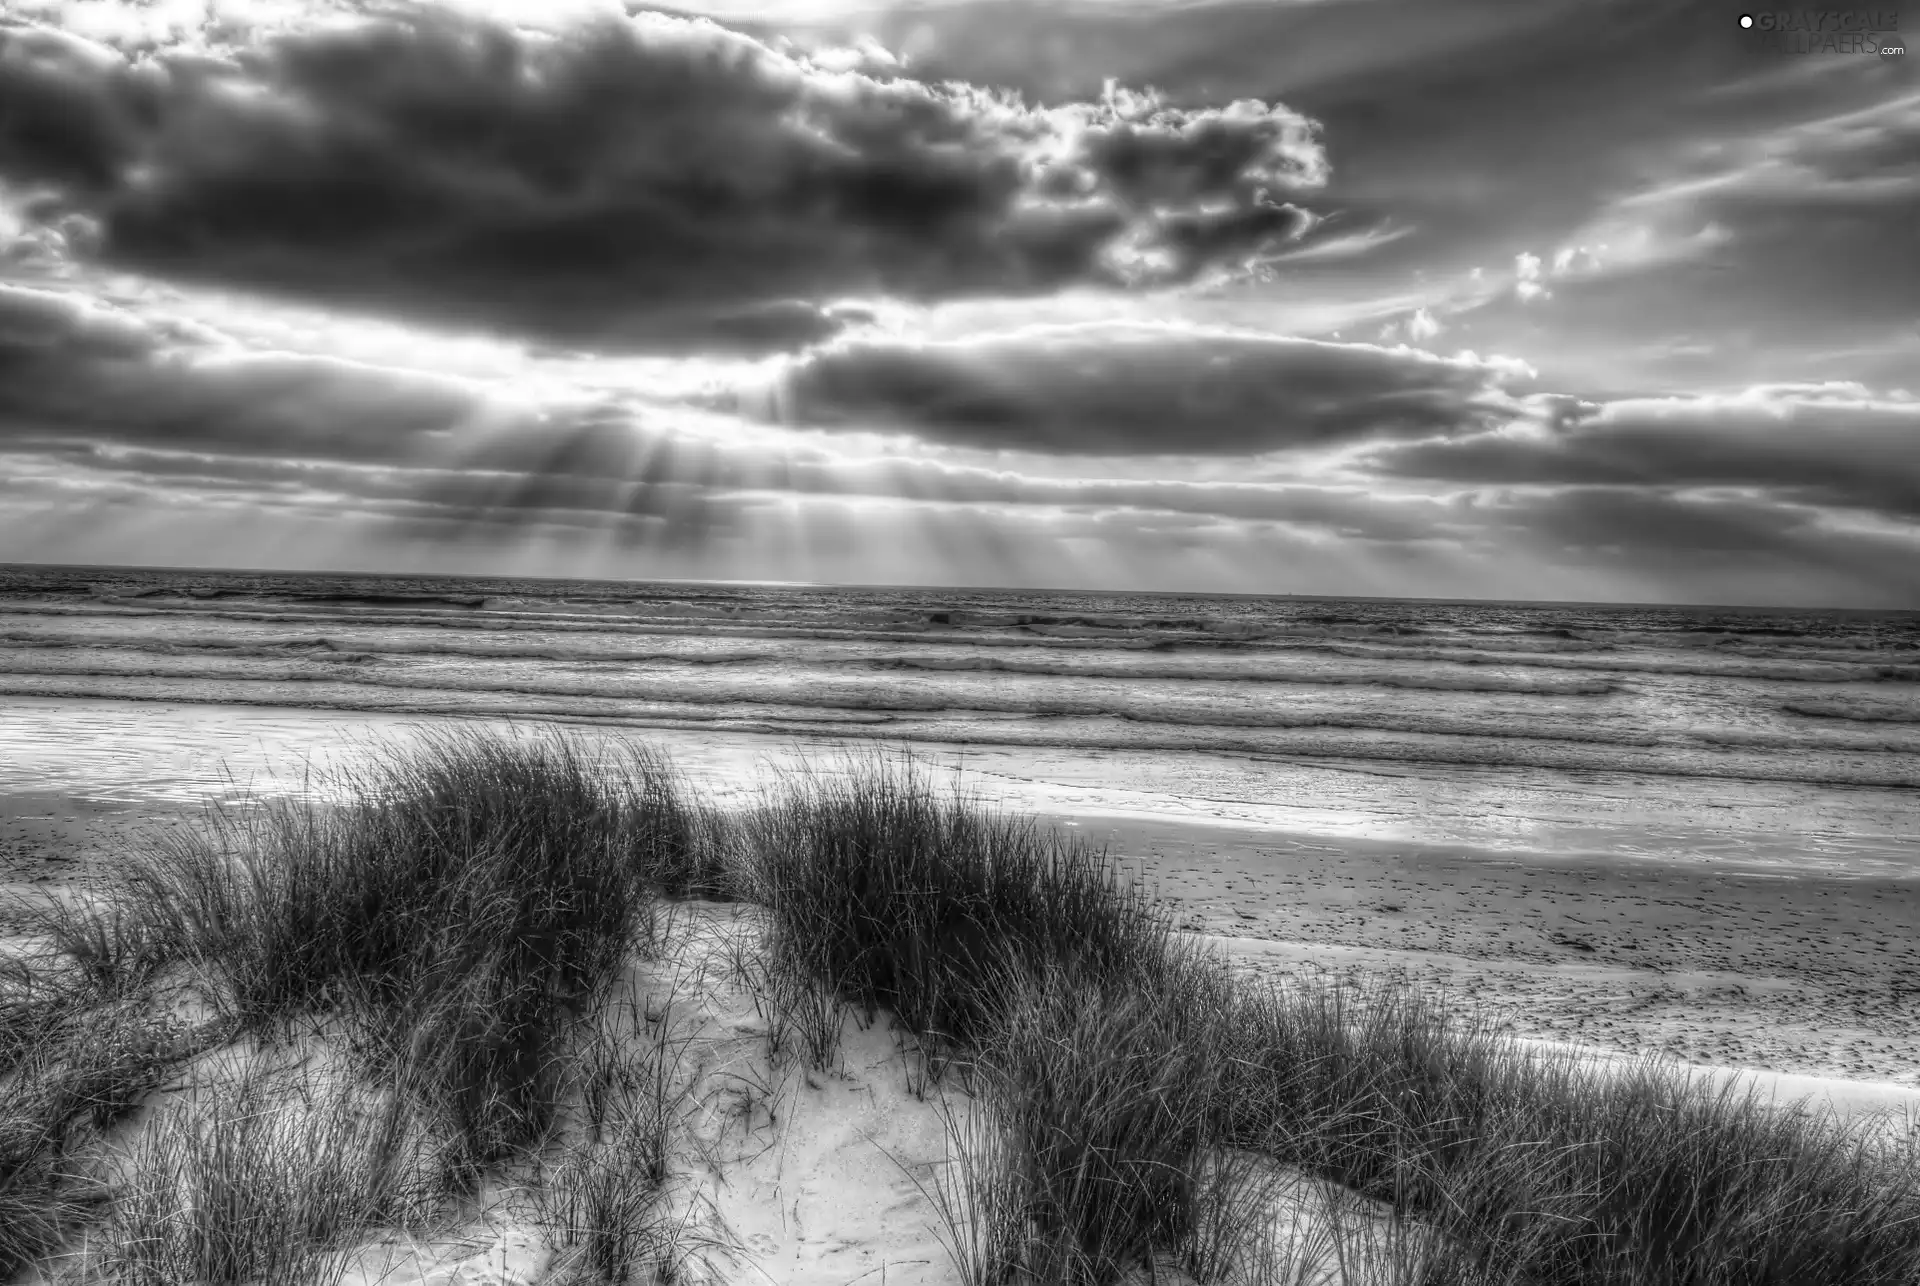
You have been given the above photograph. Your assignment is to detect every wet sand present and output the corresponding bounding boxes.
[0,792,202,888]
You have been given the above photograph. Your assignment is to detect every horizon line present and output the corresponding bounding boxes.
[3,559,1913,617]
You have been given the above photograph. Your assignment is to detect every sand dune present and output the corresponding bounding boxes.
[3,752,1915,1285]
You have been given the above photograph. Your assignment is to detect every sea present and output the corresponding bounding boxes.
[1,563,1916,876]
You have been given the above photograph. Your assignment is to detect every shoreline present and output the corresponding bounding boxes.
[5,694,1916,874]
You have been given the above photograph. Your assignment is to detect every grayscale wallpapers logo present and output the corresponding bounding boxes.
[1738,9,1905,53]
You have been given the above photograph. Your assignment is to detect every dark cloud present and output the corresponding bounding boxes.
[0,283,490,462]
[4,215,1916,604]
[0,281,788,552]
[0,9,1323,352]
[0,283,1459,544]
[1500,489,1838,558]
[6,307,1916,604]
[22,423,1920,604]
[1470,486,1920,603]
[1358,385,1920,517]
[755,323,1537,454]
[14,274,1911,582]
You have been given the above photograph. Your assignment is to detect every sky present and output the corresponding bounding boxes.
[0,0,1915,606]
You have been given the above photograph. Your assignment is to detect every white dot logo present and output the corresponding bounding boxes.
[1739,13,1754,27]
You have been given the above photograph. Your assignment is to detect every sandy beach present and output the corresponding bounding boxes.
[2,709,1915,1285]
[1060,813,1920,1090]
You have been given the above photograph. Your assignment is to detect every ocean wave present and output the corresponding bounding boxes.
[3,567,1913,802]
[0,596,1798,655]
[1684,726,1920,753]
[94,589,493,610]
[1782,698,1920,725]
[9,597,1917,675]
[1301,643,1920,684]
[2,674,1913,790]
[1,630,386,660]
[869,654,1620,694]
[0,628,781,668]
[0,636,1633,708]
[8,602,1920,685]
[8,650,1903,756]
[0,609,1168,650]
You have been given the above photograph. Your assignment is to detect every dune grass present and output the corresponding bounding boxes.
[0,990,196,1278]
[94,729,711,1181]
[118,729,661,1027]
[0,727,718,1283]
[7,891,170,1006]
[746,751,1180,1051]
[967,961,1236,1281]
[0,923,224,1281]
[1203,974,1920,1284]
[749,750,1920,1286]
[98,1056,444,1286]
[0,733,1915,1286]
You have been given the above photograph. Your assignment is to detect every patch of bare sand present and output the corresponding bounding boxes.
[1059,812,1920,1091]
[0,792,201,893]
[457,902,1422,1286]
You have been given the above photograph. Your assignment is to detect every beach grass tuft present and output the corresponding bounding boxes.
[970,961,1235,1283]
[97,728,714,1178]
[97,1055,444,1286]
[745,750,1179,1050]
[1207,975,1920,1283]
[0,993,204,1278]
[119,728,660,1028]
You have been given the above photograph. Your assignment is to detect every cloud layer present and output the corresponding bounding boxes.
[4,274,1915,607]
[0,0,1915,606]
[759,323,1543,454]
[0,8,1324,351]
[1358,385,1920,518]
[0,284,495,463]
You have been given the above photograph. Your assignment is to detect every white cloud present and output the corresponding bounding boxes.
[1513,251,1549,302]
